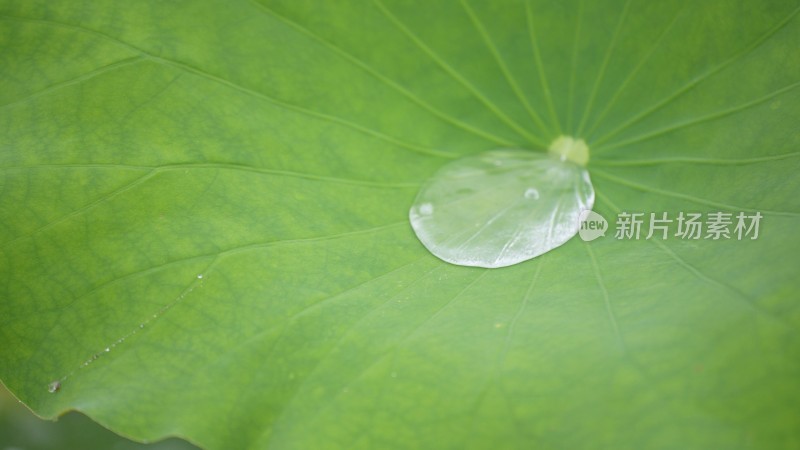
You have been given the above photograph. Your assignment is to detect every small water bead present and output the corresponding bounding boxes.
[48,381,60,393]
[524,188,539,200]
[197,274,204,279]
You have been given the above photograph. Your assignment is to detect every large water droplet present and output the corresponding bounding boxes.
[409,148,594,268]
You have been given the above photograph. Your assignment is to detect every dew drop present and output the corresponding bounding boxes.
[524,188,539,200]
[197,274,204,279]
[105,347,110,352]
[47,381,60,393]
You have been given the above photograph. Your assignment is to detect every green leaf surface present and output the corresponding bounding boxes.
[1,0,799,449]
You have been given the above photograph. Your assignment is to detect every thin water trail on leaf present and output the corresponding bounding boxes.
[44,223,408,392]
[47,259,215,391]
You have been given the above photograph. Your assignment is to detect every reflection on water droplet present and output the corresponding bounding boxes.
[197,274,203,279]
[105,348,110,352]
[48,381,60,393]
[524,188,539,199]
[419,203,434,216]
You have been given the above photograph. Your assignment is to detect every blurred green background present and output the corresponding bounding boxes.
[0,384,196,450]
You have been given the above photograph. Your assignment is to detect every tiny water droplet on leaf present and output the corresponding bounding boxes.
[524,188,540,200]
[48,381,60,393]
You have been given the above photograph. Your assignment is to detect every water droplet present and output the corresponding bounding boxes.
[418,203,433,216]
[105,347,110,352]
[197,274,203,279]
[48,381,60,393]
[139,324,145,329]
[524,188,539,200]
[409,148,594,268]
